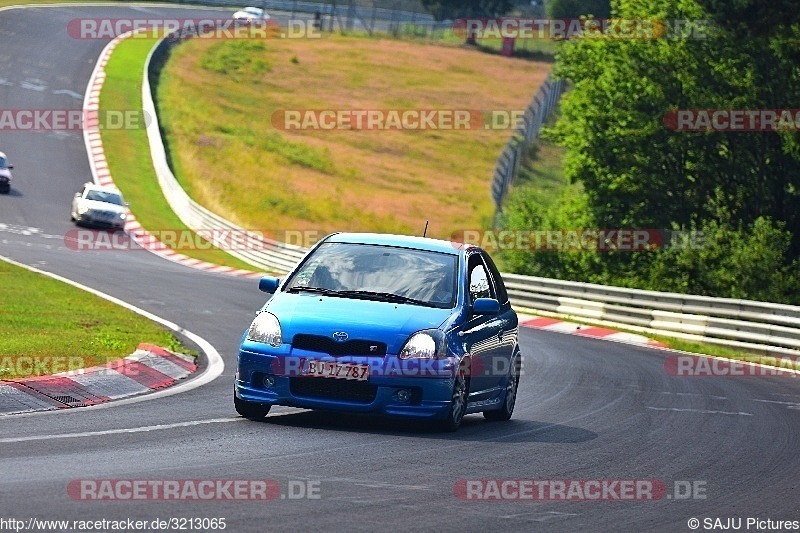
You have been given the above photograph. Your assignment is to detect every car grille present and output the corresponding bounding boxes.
[291,334,387,357]
[290,377,378,404]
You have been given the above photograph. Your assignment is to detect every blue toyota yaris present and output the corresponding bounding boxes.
[234,232,520,431]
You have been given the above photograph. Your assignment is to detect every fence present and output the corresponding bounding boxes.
[491,73,565,220]
[143,0,435,35]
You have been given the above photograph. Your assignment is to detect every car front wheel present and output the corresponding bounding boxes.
[234,389,271,420]
[439,370,468,432]
[483,353,520,421]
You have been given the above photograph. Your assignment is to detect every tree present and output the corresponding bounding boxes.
[500,0,800,303]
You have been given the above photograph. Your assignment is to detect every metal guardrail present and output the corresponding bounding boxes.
[144,38,308,273]
[505,273,800,357]
[491,74,565,217]
[140,36,798,358]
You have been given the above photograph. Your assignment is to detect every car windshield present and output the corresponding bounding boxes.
[85,189,123,205]
[243,7,262,15]
[285,242,458,308]
[0,156,8,169]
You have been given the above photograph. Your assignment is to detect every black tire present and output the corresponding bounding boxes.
[234,390,271,420]
[438,369,468,432]
[483,353,521,421]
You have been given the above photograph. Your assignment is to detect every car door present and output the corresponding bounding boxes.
[461,251,506,399]
[481,250,518,383]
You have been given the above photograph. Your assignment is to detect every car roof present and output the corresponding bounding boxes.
[0,151,7,158]
[325,232,472,255]
[83,182,122,194]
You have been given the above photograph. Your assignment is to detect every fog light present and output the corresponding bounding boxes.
[263,375,275,388]
[394,389,411,403]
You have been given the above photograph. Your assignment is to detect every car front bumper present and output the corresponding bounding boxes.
[236,348,459,420]
[75,212,125,229]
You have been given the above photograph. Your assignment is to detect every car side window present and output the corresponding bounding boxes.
[467,254,493,303]
[481,251,508,304]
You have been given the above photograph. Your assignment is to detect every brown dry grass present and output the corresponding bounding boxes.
[157,34,550,240]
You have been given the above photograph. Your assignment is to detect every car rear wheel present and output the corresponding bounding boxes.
[483,353,520,421]
[439,370,468,432]
[234,390,271,420]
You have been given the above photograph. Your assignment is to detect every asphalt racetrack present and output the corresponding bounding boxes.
[0,5,799,532]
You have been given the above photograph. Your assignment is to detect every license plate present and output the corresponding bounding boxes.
[304,360,369,381]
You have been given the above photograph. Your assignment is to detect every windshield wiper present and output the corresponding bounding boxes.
[286,286,341,296]
[335,290,433,307]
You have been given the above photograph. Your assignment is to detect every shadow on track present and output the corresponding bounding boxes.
[243,410,597,444]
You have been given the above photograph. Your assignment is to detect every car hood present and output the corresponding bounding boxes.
[264,293,453,354]
[80,199,126,214]
[0,168,10,180]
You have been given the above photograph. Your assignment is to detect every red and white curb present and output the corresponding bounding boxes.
[81,32,262,280]
[519,314,668,349]
[0,344,196,415]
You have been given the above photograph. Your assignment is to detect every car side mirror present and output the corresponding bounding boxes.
[472,298,500,315]
[258,276,281,294]
[7,164,12,169]
[125,202,131,206]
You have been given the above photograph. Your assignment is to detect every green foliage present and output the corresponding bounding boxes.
[546,0,611,18]
[500,0,800,304]
[647,214,800,303]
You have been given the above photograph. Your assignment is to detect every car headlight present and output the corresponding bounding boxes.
[78,205,90,215]
[119,212,127,219]
[246,312,282,347]
[399,329,447,360]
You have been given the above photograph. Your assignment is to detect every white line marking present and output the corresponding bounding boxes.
[0,417,243,444]
[752,399,800,406]
[646,406,752,416]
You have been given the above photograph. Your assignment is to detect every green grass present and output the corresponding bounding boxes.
[0,260,194,380]
[156,34,551,240]
[99,36,258,271]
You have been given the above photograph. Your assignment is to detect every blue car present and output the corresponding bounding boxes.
[234,232,520,431]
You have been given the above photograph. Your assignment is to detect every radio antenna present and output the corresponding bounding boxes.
[423,221,429,238]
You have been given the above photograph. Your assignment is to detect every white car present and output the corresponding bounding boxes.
[0,151,13,194]
[232,7,270,23]
[71,182,128,229]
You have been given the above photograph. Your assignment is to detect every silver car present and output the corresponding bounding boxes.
[70,182,128,229]
[0,151,13,194]
[232,6,270,22]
